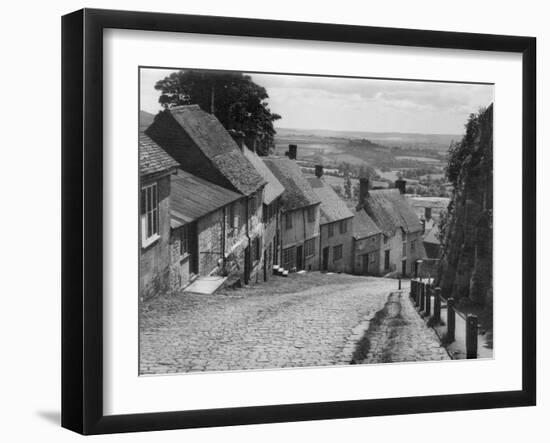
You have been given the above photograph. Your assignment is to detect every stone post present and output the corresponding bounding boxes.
[466,314,478,359]
[433,287,442,324]
[447,297,456,343]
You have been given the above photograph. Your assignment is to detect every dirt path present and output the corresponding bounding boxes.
[352,291,450,364]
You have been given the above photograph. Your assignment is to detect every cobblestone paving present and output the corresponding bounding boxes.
[358,291,450,364]
[139,273,395,374]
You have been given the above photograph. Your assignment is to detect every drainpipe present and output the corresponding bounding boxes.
[245,196,251,285]
[221,206,226,274]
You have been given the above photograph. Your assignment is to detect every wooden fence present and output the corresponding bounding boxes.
[408,278,478,359]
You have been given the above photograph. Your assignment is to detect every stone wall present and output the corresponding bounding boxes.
[320,218,353,273]
[353,233,382,275]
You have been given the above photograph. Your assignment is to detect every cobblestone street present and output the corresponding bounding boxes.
[140,273,449,374]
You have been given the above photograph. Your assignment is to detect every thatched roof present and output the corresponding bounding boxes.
[361,189,423,236]
[307,177,353,224]
[146,105,265,196]
[353,209,382,239]
[243,148,284,205]
[263,157,320,212]
[139,133,178,177]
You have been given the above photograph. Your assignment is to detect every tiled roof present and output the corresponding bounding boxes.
[423,225,440,245]
[307,177,353,224]
[167,105,265,195]
[170,169,241,228]
[263,157,321,212]
[139,133,178,177]
[243,148,284,205]
[353,209,382,239]
[361,189,423,235]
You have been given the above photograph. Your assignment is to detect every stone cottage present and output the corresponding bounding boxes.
[264,155,321,272]
[307,165,354,273]
[139,133,178,300]
[352,207,383,275]
[357,177,425,276]
[146,105,267,285]
[168,169,242,290]
[242,144,285,281]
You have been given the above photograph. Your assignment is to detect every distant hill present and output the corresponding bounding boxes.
[140,110,156,131]
[275,127,461,152]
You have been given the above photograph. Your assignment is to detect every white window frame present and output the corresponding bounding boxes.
[141,183,160,248]
[333,244,343,262]
[304,238,315,258]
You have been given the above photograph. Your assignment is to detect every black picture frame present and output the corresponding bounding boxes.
[61,8,536,435]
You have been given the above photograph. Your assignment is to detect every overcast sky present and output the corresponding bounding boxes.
[140,68,493,135]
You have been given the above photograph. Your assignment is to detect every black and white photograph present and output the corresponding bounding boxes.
[138,68,494,374]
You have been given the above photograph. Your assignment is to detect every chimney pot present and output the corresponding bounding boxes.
[229,129,245,152]
[358,177,370,206]
[288,144,297,160]
[315,165,323,178]
[424,207,432,220]
[395,178,407,194]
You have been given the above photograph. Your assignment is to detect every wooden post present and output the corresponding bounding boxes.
[466,314,478,359]
[398,277,402,290]
[433,287,441,324]
[419,283,425,312]
[412,280,417,305]
[447,297,455,343]
[425,284,431,316]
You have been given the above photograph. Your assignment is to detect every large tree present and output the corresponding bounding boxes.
[154,70,281,155]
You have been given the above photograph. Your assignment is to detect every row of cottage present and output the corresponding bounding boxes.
[139,105,425,300]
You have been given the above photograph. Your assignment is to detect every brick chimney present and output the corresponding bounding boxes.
[228,129,245,152]
[315,165,323,178]
[359,177,370,206]
[424,207,432,220]
[287,144,297,160]
[395,178,407,194]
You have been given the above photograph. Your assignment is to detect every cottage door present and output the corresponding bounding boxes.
[362,254,369,274]
[188,222,199,275]
[401,259,407,277]
[322,247,329,271]
[296,245,304,271]
[244,245,251,284]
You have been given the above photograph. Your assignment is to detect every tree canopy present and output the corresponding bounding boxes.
[154,70,281,155]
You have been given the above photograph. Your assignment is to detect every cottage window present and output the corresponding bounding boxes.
[402,242,407,257]
[304,238,315,258]
[283,246,296,269]
[383,235,388,244]
[333,244,343,261]
[339,220,347,234]
[140,183,159,247]
[180,225,188,256]
[411,240,416,252]
[285,212,292,230]
[307,207,315,223]
[328,223,334,238]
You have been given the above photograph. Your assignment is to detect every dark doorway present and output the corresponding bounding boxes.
[188,222,199,275]
[244,245,251,284]
[263,250,267,282]
[322,247,329,271]
[296,245,304,270]
[362,254,369,274]
[401,259,407,276]
[384,250,390,270]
